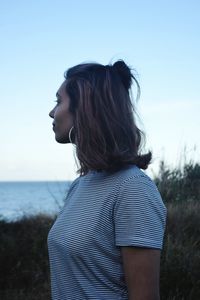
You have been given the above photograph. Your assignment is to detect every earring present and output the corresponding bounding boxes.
[69,126,74,143]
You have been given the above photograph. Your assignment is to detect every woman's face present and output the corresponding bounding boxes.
[49,81,73,143]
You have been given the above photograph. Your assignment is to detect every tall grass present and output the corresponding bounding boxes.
[154,159,200,299]
[160,201,200,299]
[154,159,200,203]
[0,160,199,299]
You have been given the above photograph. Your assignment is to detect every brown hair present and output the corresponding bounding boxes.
[64,60,152,175]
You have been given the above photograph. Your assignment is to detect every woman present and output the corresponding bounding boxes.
[48,60,167,300]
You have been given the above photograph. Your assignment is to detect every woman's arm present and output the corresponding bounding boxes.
[121,247,161,300]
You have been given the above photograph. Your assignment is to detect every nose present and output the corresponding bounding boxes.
[49,108,54,119]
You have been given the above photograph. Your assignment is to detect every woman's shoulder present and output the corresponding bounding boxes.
[113,165,164,203]
[78,165,155,195]
[114,165,167,217]
[111,164,152,185]
[83,165,154,190]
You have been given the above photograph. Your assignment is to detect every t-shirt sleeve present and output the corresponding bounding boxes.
[113,175,167,249]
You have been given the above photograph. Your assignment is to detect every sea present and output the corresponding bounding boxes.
[0,181,72,222]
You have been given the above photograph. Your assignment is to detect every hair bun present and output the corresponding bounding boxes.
[113,60,133,90]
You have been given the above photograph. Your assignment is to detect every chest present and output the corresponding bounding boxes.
[48,183,116,258]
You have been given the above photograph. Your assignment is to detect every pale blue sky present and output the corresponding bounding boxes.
[0,0,199,181]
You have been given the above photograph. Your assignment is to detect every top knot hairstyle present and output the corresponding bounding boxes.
[112,60,133,90]
[64,60,152,175]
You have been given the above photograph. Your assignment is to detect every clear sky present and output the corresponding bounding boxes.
[0,0,199,181]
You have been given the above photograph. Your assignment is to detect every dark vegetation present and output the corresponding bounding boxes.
[0,160,199,299]
[155,159,200,299]
[0,214,52,300]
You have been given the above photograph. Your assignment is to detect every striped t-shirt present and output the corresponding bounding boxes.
[47,165,167,300]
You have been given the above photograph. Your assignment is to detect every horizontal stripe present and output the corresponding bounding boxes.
[48,165,167,300]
